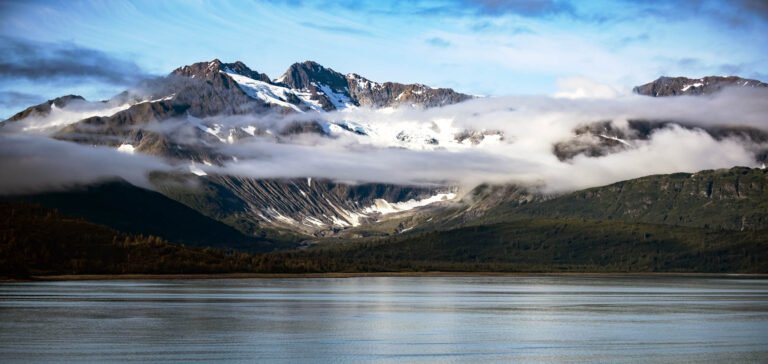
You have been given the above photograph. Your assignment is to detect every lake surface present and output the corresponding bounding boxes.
[1,276,767,363]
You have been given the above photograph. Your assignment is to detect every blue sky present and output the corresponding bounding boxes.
[1,0,766,117]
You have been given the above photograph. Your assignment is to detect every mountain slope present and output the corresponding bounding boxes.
[4,95,86,122]
[2,180,298,252]
[0,202,260,276]
[151,173,451,235]
[477,167,768,231]
[293,218,766,273]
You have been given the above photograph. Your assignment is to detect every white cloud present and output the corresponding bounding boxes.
[553,76,621,99]
[2,87,766,196]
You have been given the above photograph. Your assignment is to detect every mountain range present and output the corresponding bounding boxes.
[1,59,767,276]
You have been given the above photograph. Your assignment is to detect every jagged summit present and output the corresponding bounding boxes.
[633,75,767,97]
[171,59,271,83]
[277,60,349,93]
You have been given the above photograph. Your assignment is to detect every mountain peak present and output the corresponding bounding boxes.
[276,60,348,92]
[634,75,767,97]
[172,59,271,83]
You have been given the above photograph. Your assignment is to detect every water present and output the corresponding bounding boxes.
[1,276,767,363]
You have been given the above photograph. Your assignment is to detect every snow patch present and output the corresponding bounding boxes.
[364,192,457,216]
[189,163,207,176]
[304,216,326,227]
[681,82,703,92]
[598,134,632,147]
[317,84,355,110]
[224,71,304,112]
[241,125,257,136]
[117,144,135,154]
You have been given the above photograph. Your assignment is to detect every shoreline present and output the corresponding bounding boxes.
[2,271,767,282]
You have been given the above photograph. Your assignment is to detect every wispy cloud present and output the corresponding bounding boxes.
[460,0,573,17]
[299,21,374,37]
[426,37,451,47]
[0,91,43,108]
[0,36,152,85]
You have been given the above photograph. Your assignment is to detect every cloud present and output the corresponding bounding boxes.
[553,77,620,99]
[1,86,766,196]
[0,91,43,108]
[462,0,573,17]
[677,57,702,68]
[426,37,451,47]
[0,134,174,194]
[736,0,768,19]
[618,33,650,46]
[299,21,374,37]
[183,86,768,192]
[0,36,151,86]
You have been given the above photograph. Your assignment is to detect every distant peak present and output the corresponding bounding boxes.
[634,75,767,97]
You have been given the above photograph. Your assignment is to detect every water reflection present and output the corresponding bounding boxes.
[1,276,767,363]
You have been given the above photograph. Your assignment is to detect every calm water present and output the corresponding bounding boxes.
[1,276,767,363]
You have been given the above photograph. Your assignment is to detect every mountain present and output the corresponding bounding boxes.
[553,119,768,163]
[279,167,768,273]
[1,180,298,252]
[549,74,768,163]
[150,173,451,236]
[3,59,474,234]
[496,167,768,231]
[275,60,472,111]
[3,68,768,275]
[35,59,476,159]
[4,95,85,122]
[0,201,261,276]
[5,167,767,275]
[633,76,767,97]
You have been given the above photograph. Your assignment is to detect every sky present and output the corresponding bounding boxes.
[0,0,767,118]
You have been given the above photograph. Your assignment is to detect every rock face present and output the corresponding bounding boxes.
[152,174,447,235]
[633,76,767,97]
[276,61,352,111]
[274,60,472,111]
[346,73,472,109]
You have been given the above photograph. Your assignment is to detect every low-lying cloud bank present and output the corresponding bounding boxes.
[1,87,766,195]
[203,87,768,191]
[0,134,173,194]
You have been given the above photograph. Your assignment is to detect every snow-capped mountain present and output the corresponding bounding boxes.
[549,76,768,162]
[633,76,767,97]
[5,68,767,236]
[171,59,471,113]
[3,59,476,234]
